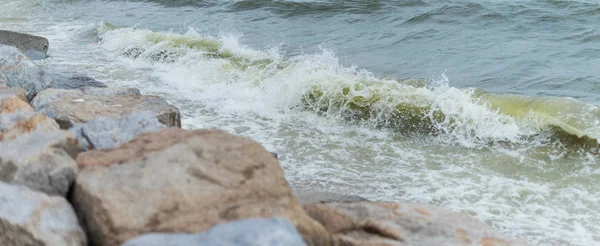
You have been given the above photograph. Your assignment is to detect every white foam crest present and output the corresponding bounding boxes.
[426,74,521,147]
[97,26,539,148]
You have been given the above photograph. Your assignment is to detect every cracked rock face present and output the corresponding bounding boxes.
[303,202,530,246]
[72,128,328,246]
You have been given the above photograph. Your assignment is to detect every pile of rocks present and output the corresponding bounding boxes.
[0,30,530,246]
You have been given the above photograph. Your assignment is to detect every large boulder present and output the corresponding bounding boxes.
[304,202,529,246]
[0,131,81,196]
[122,218,307,246]
[72,128,328,246]
[0,30,49,60]
[32,87,181,129]
[0,45,53,101]
[69,111,165,150]
[0,182,86,245]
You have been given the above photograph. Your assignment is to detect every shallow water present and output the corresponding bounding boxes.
[1,0,599,245]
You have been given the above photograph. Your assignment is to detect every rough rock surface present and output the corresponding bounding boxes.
[0,113,60,141]
[122,218,307,246]
[45,71,107,89]
[304,202,529,246]
[0,96,34,131]
[0,45,53,100]
[32,87,180,129]
[0,182,86,246]
[0,30,49,59]
[0,84,27,102]
[69,111,164,150]
[72,128,328,246]
[0,131,80,196]
[293,190,369,204]
[0,97,32,115]
[0,111,34,131]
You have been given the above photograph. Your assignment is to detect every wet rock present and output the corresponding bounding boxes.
[0,182,86,246]
[72,128,328,246]
[0,114,59,141]
[69,111,164,150]
[79,86,141,96]
[122,218,307,246]
[0,45,53,101]
[32,87,181,129]
[46,72,107,90]
[0,131,81,196]
[0,30,49,60]
[293,190,369,204]
[304,202,530,246]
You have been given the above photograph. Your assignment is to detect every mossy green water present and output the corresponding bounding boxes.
[304,80,600,148]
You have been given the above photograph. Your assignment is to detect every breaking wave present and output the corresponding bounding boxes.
[97,24,600,150]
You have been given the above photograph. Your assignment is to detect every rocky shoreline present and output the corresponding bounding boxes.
[0,30,530,246]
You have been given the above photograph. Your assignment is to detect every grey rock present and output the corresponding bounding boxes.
[32,87,180,129]
[121,218,307,246]
[46,72,107,90]
[0,30,49,60]
[80,86,140,96]
[0,45,53,101]
[0,131,81,196]
[0,182,86,246]
[293,190,370,205]
[70,111,165,150]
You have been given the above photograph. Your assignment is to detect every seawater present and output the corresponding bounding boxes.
[1,0,599,245]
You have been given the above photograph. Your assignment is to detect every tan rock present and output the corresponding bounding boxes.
[0,97,32,114]
[32,87,181,129]
[72,128,329,246]
[303,202,530,246]
[0,113,59,141]
[0,85,28,102]
[0,88,35,132]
